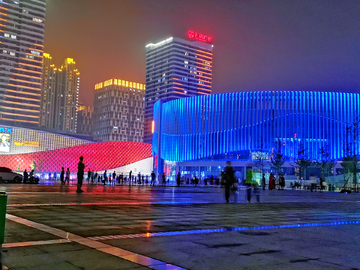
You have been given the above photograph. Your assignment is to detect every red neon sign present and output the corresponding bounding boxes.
[187,30,213,43]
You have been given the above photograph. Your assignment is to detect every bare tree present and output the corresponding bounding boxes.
[341,117,360,192]
[253,136,268,173]
[270,139,285,176]
[316,144,336,180]
[294,141,312,180]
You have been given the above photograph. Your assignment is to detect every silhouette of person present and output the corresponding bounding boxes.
[60,167,65,184]
[76,156,85,193]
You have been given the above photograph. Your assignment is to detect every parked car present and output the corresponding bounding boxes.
[0,167,23,183]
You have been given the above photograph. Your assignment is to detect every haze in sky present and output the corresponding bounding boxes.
[44,0,360,106]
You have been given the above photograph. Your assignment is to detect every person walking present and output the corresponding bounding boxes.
[129,170,132,186]
[176,172,181,187]
[65,168,70,184]
[76,156,85,193]
[151,171,155,186]
[60,167,65,185]
[224,161,236,203]
[261,173,266,190]
[87,169,91,182]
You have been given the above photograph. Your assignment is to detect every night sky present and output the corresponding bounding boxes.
[44,0,360,106]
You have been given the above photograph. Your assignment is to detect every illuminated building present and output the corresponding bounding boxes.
[0,0,46,126]
[144,31,213,143]
[40,54,80,133]
[93,78,145,142]
[153,91,360,180]
[76,103,93,136]
[0,124,152,174]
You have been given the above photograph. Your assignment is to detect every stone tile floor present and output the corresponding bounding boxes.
[0,183,360,269]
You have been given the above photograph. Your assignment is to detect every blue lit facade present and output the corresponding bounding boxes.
[153,91,360,163]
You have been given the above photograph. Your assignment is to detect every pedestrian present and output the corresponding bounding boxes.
[224,161,236,203]
[280,174,286,190]
[269,173,275,190]
[48,172,51,181]
[176,172,181,187]
[113,171,116,185]
[76,156,85,193]
[88,169,91,182]
[129,170,132,185]
[23,169,28,183]
[261,173,266,190]
[210,175,214,186]
[60,167,65,185]
[162,173,166,186]
[65,168,70,184]
[103,170,107,185]
[151,171,155,186]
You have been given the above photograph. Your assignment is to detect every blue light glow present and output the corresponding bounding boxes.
[153,91,360,161]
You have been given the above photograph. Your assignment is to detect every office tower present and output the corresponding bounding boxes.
[40,54,80,133]
[93,78,145,142]
[40,53,56,128]
[77,103,93,136]
[0,0,46,126]
[144,34,213,143]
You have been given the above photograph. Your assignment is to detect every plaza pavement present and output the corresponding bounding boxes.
[0,183,360,270]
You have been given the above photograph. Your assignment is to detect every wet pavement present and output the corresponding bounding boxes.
[1,183,360,269]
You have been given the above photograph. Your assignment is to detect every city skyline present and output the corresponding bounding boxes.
[44,0,360,107]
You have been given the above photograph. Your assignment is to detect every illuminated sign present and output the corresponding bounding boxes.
[0,127,12,133]
[187,30,213,43]
[14,140,39,147]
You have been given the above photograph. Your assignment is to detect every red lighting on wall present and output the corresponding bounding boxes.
[0,142,152,172]
[187,30,213,43]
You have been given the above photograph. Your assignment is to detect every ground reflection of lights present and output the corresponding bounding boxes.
[88,221,360,241]
[7,201,197,207]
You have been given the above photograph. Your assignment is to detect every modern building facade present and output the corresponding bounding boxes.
[144,34,213,143]
[0,0,46,126]
[0,124,152,174]
[76,103,93,136]
[93,78,145,142]
[153,91,360,180]
[40,54,80,133]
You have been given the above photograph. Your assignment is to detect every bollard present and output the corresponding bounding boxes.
[0,192,7,251]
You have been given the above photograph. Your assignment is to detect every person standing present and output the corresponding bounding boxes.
[60,167,65,185]
[65,168,70,184]
[176,172,181,187]
[129,170,132,186]
[23,169,28,183]
[261,173,266,190]
[269,173,275,190]
[151,171,155,186]
[162,173,166,186]
[87,169,91,182]
[224,161,236,203]
[103,170,107,185]
[113,171,116,185]
[76,156,85,193]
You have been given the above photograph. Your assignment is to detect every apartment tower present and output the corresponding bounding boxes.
[0,0,46,126]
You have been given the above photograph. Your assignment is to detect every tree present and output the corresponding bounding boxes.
[316,144,336,179]
[341,117,360,192]
[253,136,268,173]
[294,141,312,180]
[270,139,285,176]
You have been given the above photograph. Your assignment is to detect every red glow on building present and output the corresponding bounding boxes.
[187,30,213,43]
[0,141,152,172]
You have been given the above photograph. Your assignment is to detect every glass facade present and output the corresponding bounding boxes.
[153,91,360,162]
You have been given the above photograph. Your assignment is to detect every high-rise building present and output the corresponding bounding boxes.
[0,0,46,127]
[93,78,145,142]
[40,54,80,133]
[144,33,213,143]
[77,103,93,136]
